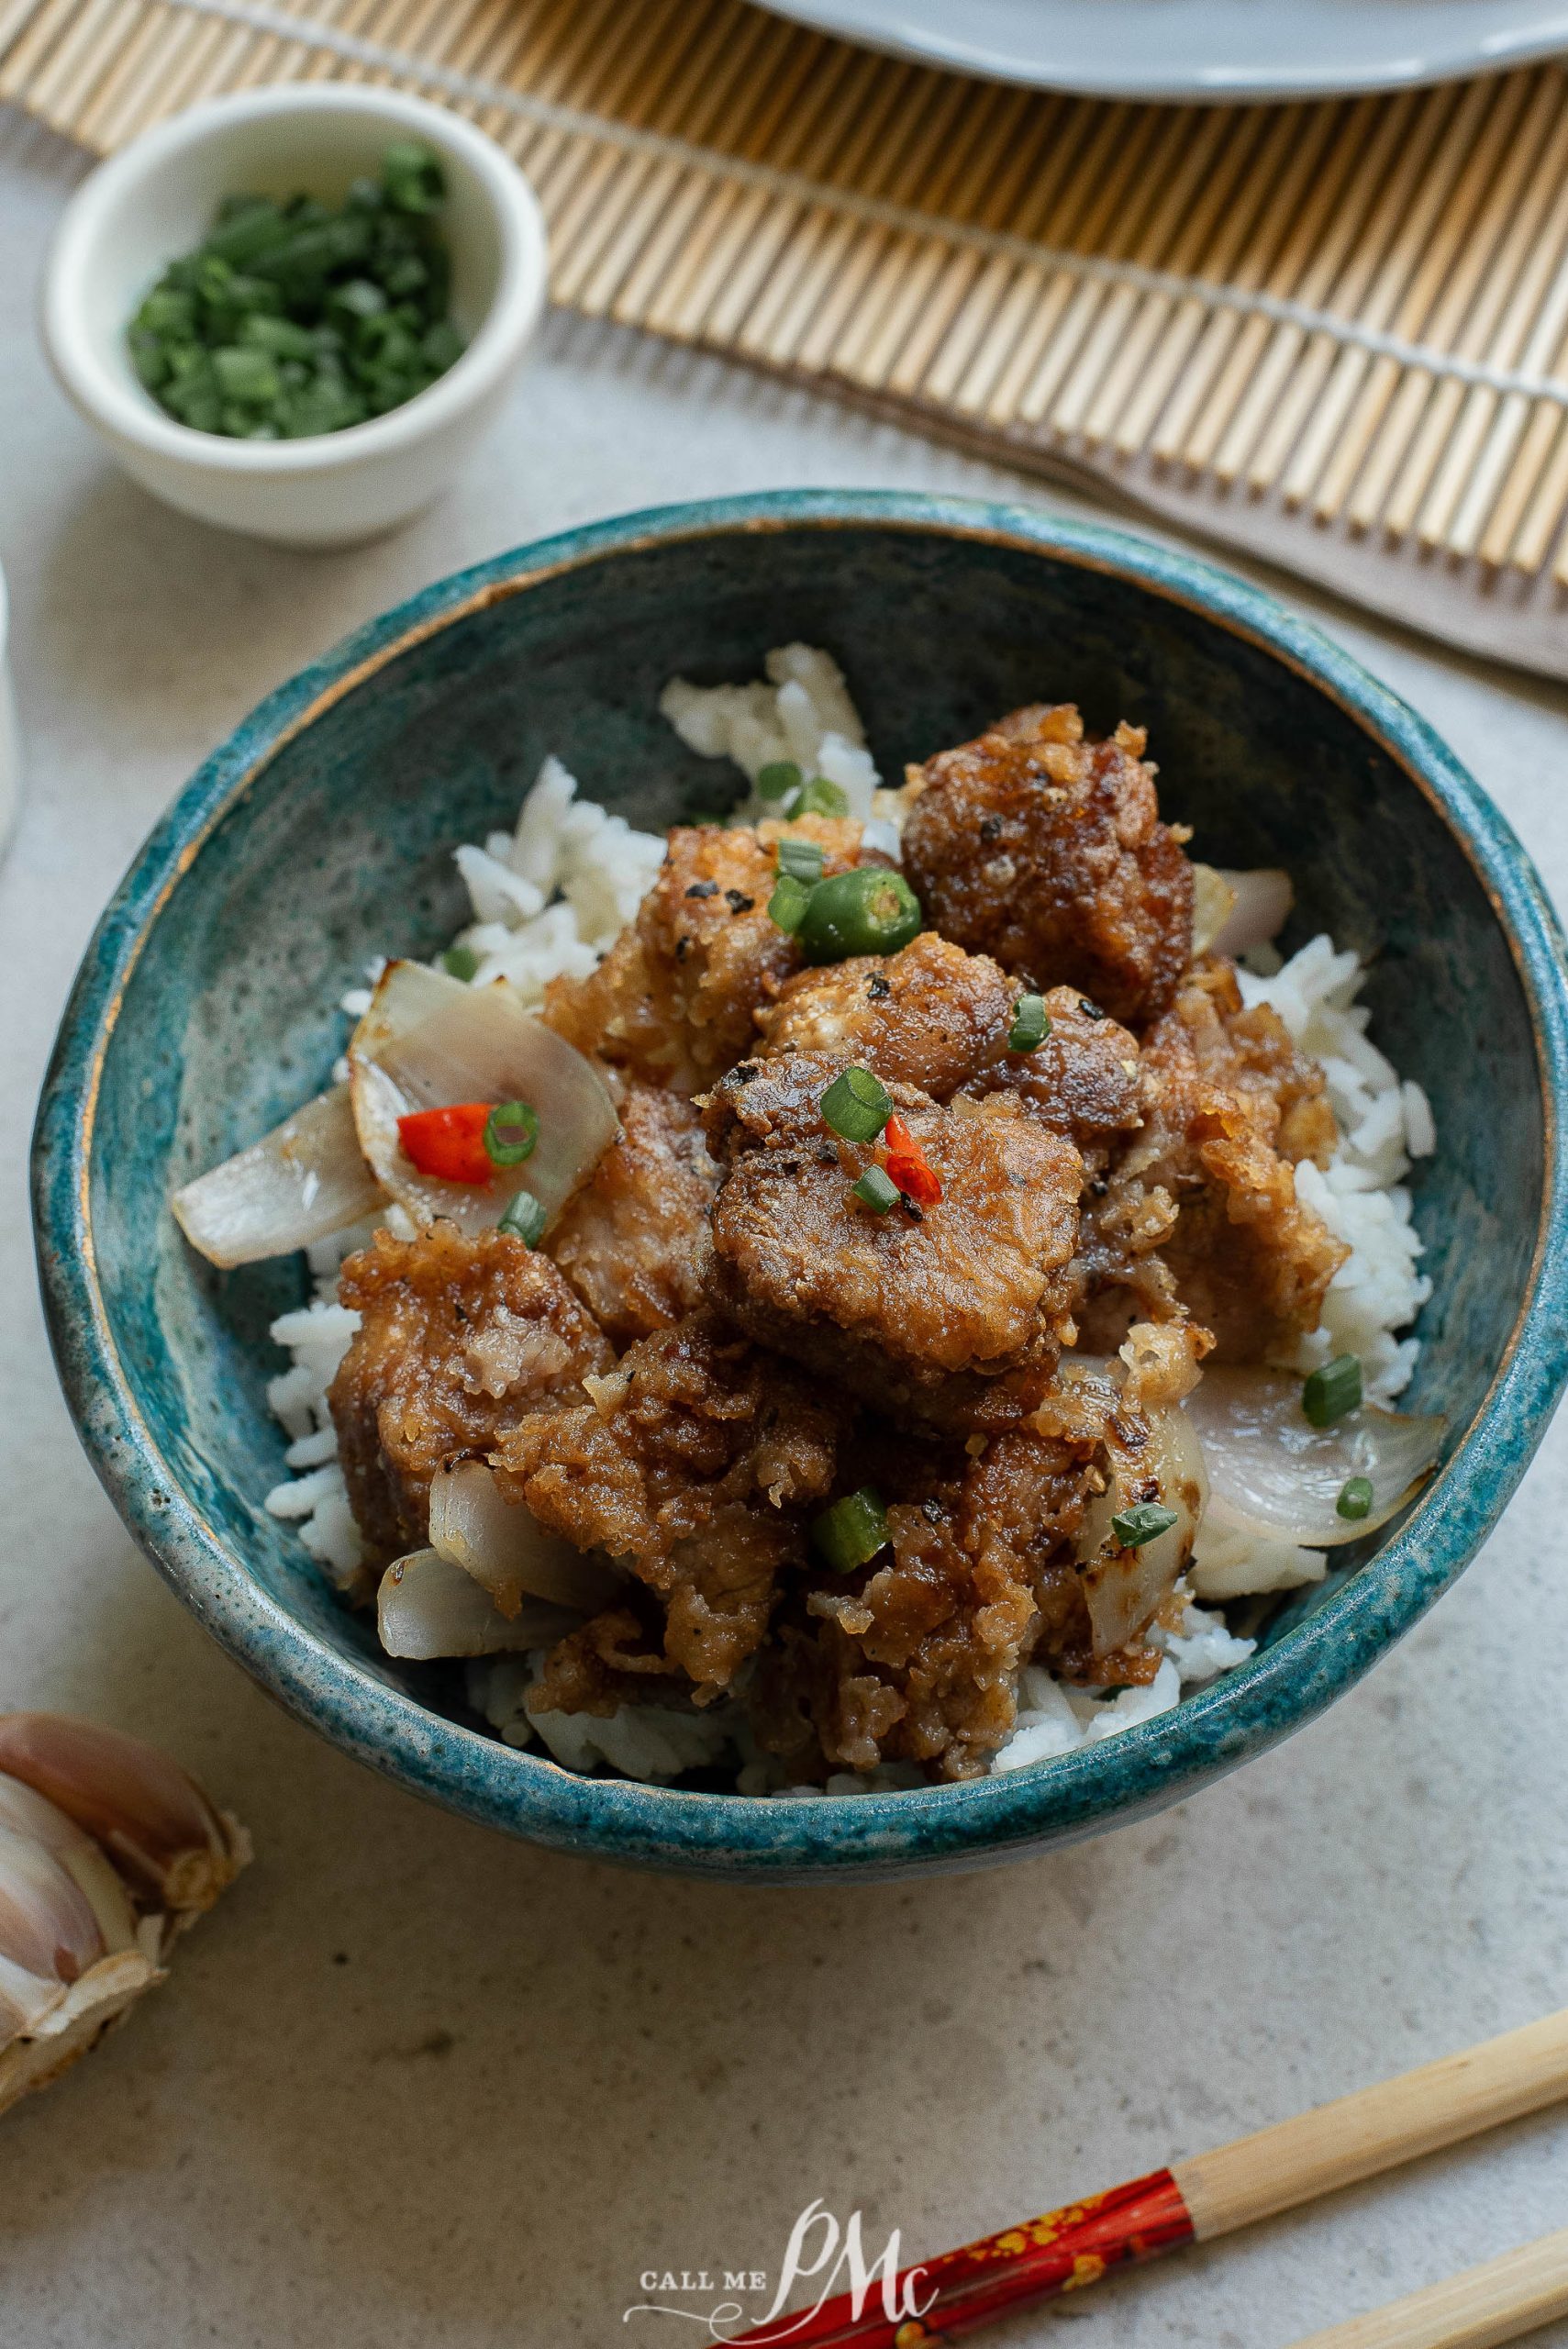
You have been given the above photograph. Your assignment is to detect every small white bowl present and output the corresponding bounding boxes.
[39,86,548,548]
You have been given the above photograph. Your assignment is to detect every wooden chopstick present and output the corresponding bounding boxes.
[726,2008,1568,2347]
[1285,2226,1568,2349]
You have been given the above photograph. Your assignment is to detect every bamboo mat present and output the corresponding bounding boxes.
[6,0,1568,679]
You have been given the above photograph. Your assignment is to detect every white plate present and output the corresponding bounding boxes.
[753,0,1568,100]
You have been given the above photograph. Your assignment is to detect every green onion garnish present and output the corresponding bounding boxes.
[768,874,812,934]
[820,1066,893,1144]
[1110,1501,1180,1549]
[484,1100,539,1168]
[798,867,923,965]
[812,1486,890,1574]
[497,1189,547,1246]
[851,1164,900,1213]
[1303,1353,1362,1428]
[795,775,851,819]
[757,760,802,801]
[442,944,479,982]
[1007,994,1050,1052]
[1336,1475,1374,1520]
[125,143,464,441]
[775,837,826,885]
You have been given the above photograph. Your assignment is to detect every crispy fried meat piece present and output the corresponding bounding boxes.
[541,815,864,1092]
[961,985,1146,1161]
[703,1053,1083,1430]
[328,1227,613,1560]
[546,1082,718,1344]
[494,1312,840,1698]
[756,932,1016,1100]
[1088,957,1346,1358]
[902,704,1194,1027]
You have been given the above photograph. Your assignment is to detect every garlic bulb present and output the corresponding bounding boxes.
[0,1715,249,2118]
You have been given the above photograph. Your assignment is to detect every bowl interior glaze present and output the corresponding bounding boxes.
[35,495,1568,1879]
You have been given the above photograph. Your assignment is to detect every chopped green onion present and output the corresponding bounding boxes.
[799,867,922,964]
[1336,1475,1374,1521]
[1110,1501,1180,1549]
[757,760,802,802]
[442,944,479,982]
[1303,1353,1362,1428]
[484,1100,539,1168]
[851,1164,900,1213]
[775,837,826,884]
[126,141,464,441]
[812,1486,890,1574]
[795,774,851,818]
[497,1189,547,1246]
[820,1066,893,1144]
[1007,994,1051,1052]
[768,874,812,934]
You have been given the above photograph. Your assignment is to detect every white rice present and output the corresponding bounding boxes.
[258,648,1434,1790]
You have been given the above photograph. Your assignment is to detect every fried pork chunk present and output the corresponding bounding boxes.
[546,1082,718,1344]
[750,1428,1087,1782]
[329,1227,614,1559]
[902,703,1194,1027]
[961,985,1146,1161]
[756,932,1016,1100]
[1087,957,1346,1358]
[703,1054,1083,1429]
[494,1312,840,1699]
[541,815,864,1093]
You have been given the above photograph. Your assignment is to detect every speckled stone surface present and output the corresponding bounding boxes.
[4,106,1568,2348]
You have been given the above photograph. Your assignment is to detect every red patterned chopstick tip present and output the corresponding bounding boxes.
[727,2168,1195,2348]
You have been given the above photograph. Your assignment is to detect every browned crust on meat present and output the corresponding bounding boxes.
[702,1054,1083,1428]
[328,1226,613,1559]
[493,1312,840,1698]
[902,704,1193,1026]
[546,1082,717,1344]
[756,932,1016,1099]
[540,817,863,1092]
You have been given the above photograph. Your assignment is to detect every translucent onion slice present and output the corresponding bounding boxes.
[172,1084,384,1268]
[378,1548,584,1659]
[428,1460,622,1616]
[1183,1366,1444,1548]
[349,962,617,1237]
[0,1715,249,1918]
[1076,1401,1209,1663]
[1191,865,1238,957]
[1208,867,1294,958]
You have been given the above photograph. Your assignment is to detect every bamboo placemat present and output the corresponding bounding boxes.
[6,0,1568,678]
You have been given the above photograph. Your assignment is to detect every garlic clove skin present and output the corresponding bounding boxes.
[0,1715,250,1920]
[0,1821,108,1989]
[0,1776,139,1955]
[0,1949,162,2117]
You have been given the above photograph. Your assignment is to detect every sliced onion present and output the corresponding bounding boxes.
[377,1548,584,1659]
[1076,1400,1208,1662]
[349,962,617,1238]
[1191,865,1238,957]
[428,1460,622,1616]
[1183,1367,1444,1548]
[1209,867,1294,958]
[172,1084,384,1268]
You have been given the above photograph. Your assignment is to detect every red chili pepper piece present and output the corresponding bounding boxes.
[396,1101,496,1186]
[882,1113,943,1207]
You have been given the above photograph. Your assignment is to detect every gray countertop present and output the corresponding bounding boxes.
[4,103,1568,2349]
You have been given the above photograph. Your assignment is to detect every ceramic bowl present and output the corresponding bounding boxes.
[32,493,1568,1881]
[39,86,548,548]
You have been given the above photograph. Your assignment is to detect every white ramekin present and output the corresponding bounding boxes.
[39,86,549,548]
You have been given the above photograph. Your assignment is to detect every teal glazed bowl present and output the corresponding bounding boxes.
[33,492,1568,1881]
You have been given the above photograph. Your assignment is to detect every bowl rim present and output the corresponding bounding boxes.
[38,83,549,478]
[32,489,1568,1878]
